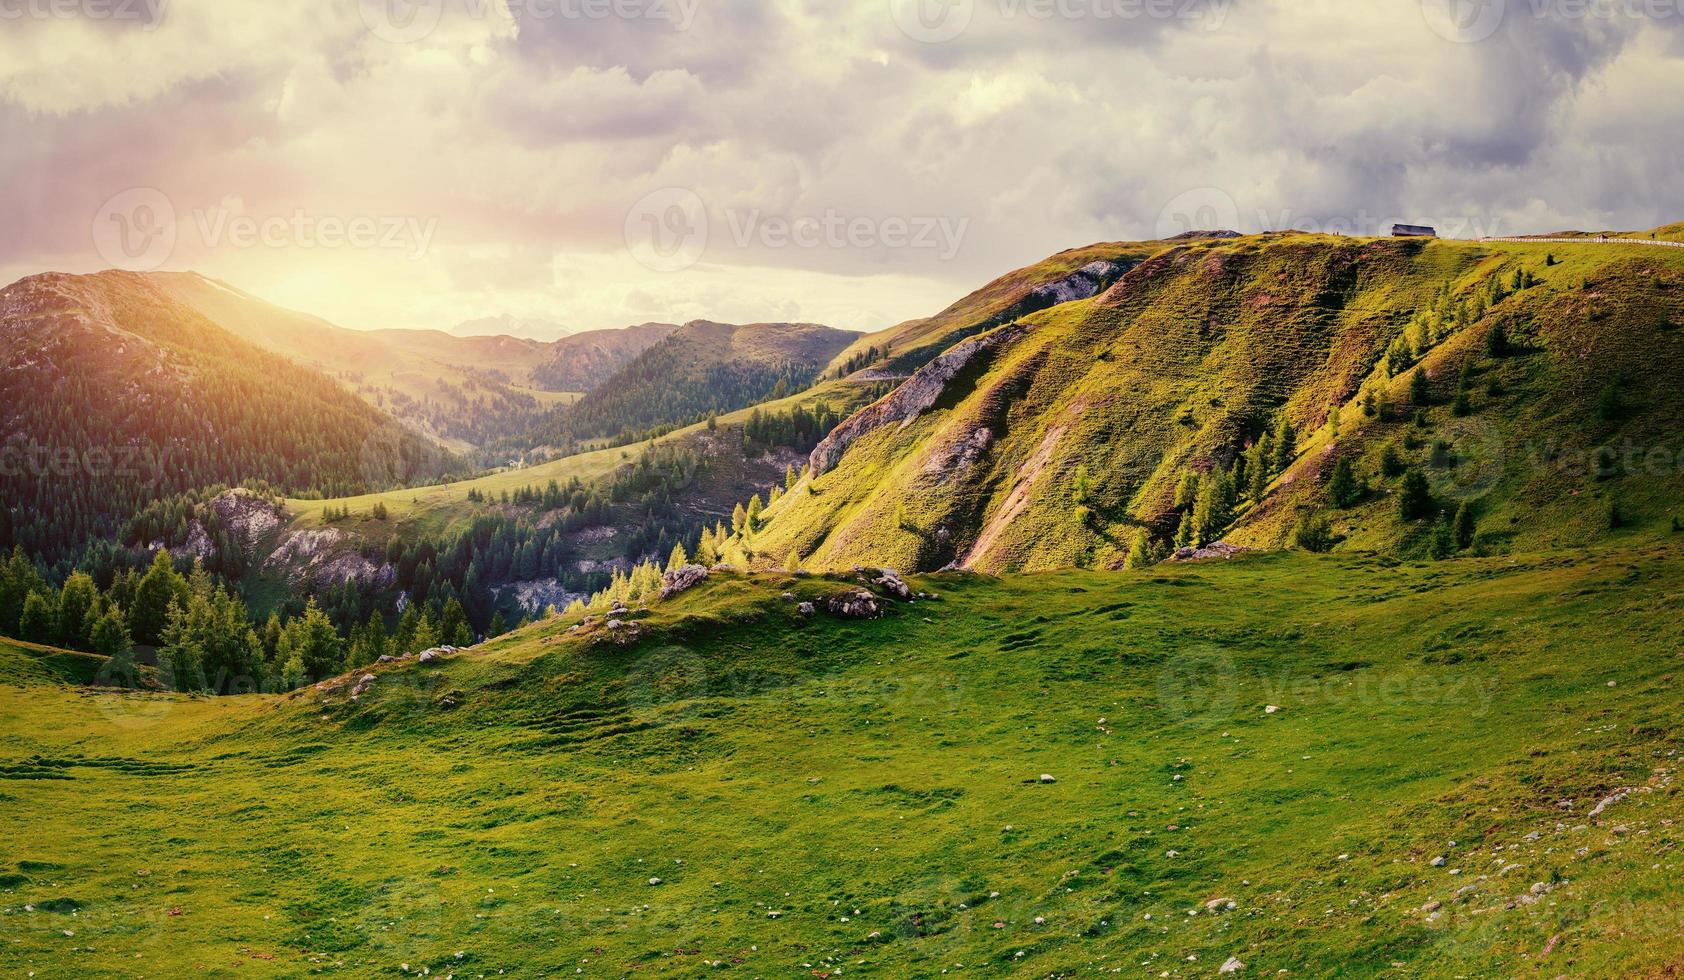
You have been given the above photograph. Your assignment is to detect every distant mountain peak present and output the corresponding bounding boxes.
[449,313,576,341]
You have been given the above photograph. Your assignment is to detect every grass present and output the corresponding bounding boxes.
[281,370,884,540]
[4,545,1684,976]
[750,234,1684,573]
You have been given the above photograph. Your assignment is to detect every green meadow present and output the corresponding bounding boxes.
[4,545,1682,977]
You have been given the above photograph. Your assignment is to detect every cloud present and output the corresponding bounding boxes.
[2,0,1681,332]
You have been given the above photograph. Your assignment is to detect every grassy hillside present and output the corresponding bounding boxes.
[517,320,857,450]
[4,545,1683,976]
[0,637,112,688]
[748,234,1684,573]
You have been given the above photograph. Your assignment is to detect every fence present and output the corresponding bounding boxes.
[1480,236,1684,249]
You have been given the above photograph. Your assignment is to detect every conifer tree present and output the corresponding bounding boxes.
[1272,418,1296,474]
[1409,368,1430,407]
[1453,502,1477,550]
[1327,458,1359,509]
[1398,469,1435,521]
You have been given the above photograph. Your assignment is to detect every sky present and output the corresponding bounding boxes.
[2,0,1683,337]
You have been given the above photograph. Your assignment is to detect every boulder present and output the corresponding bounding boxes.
[872,568,914,600]
[659,564,710,600]
[826,590,884,620]
[418,646,456,664]
[798,602,816,617]
[1220,956,1245,974]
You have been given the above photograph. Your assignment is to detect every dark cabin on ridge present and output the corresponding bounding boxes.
[1391,223,1438,238]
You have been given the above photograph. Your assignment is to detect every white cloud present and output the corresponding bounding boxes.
[2,0,1681,332]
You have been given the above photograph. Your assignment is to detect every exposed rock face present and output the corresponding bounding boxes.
[495,579,585,615]
[807,260,1133,482]
[180,489,287,562]
[1023,260,1128,307]
[659,564,710,600]
[266,527,395,589]
[809,322,1031,477]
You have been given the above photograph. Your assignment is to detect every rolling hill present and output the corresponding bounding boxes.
[149,274,673,450]
[517,319,857,449]
[743,232,1684,573]
[0,271,456,564]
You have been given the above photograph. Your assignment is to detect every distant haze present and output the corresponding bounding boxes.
[448,314,578,342]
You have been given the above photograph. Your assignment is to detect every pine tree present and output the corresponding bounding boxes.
[1174,472,1199,510]
[1175,512,1196,550]
[1409,368,1430,407]
[1272,418,1296,474]
[440,597,473,647]
[785,464,800,491]
[1399,469,1435,522]
[1429,517,1457,560]
[1486,319,1509,357]
[292,600,345,679]
[1192,471,1236,545]
[1327,458,1359,509]
[488,610,508,638]
[731,502,747,535]
[667,542,689,571]
[1124,529,1160,569]
[1380,444,1406,478]
[1291,512,1334,553]
[130,549,183,647]
[1453,502,1477,550]
[746,494,764,533]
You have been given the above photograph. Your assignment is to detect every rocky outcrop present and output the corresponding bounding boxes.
[826,589,884,619]
[1022,260,1130,307]
[181,490,286,562]
[808,259,1132,481]
[266,527,395,589]
[809,322,1031,477]
[495,579,586,615]
[1170,541,1251,562]
[659,564,710,599]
